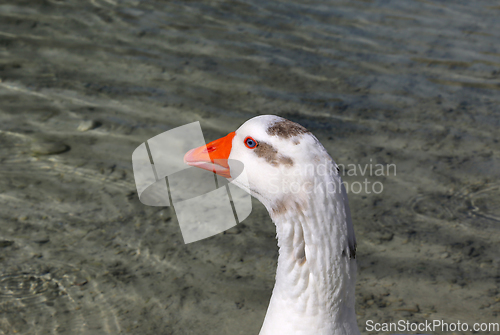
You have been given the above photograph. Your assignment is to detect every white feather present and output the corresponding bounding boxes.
[228,115,359,335]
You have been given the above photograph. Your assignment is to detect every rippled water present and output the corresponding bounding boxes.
[1,0,499,334]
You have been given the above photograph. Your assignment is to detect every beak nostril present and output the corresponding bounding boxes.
[183,131,235,179]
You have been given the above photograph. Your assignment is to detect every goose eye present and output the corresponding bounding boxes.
[244,136,257,149]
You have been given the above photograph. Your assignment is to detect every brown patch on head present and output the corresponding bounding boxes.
[267,119,310,139]
[280,156,293,166]
[254,141,293,167]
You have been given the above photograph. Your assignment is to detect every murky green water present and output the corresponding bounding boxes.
[0,0,499,334]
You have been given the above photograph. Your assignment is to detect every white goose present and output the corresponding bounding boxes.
[184,115,360,335]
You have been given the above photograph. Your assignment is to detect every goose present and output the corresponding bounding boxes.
[184,115,360,335]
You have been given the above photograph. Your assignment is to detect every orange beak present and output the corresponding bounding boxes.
[184,132,236,178]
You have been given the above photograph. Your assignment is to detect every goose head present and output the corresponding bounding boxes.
[184,115,358,335]
[184,115,337,216]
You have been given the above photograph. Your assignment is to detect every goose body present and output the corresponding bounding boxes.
[184,115,360,335]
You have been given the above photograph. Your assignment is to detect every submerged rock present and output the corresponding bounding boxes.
[31,141,70,155]
[77,120,99,132]
[0,240,14,248]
